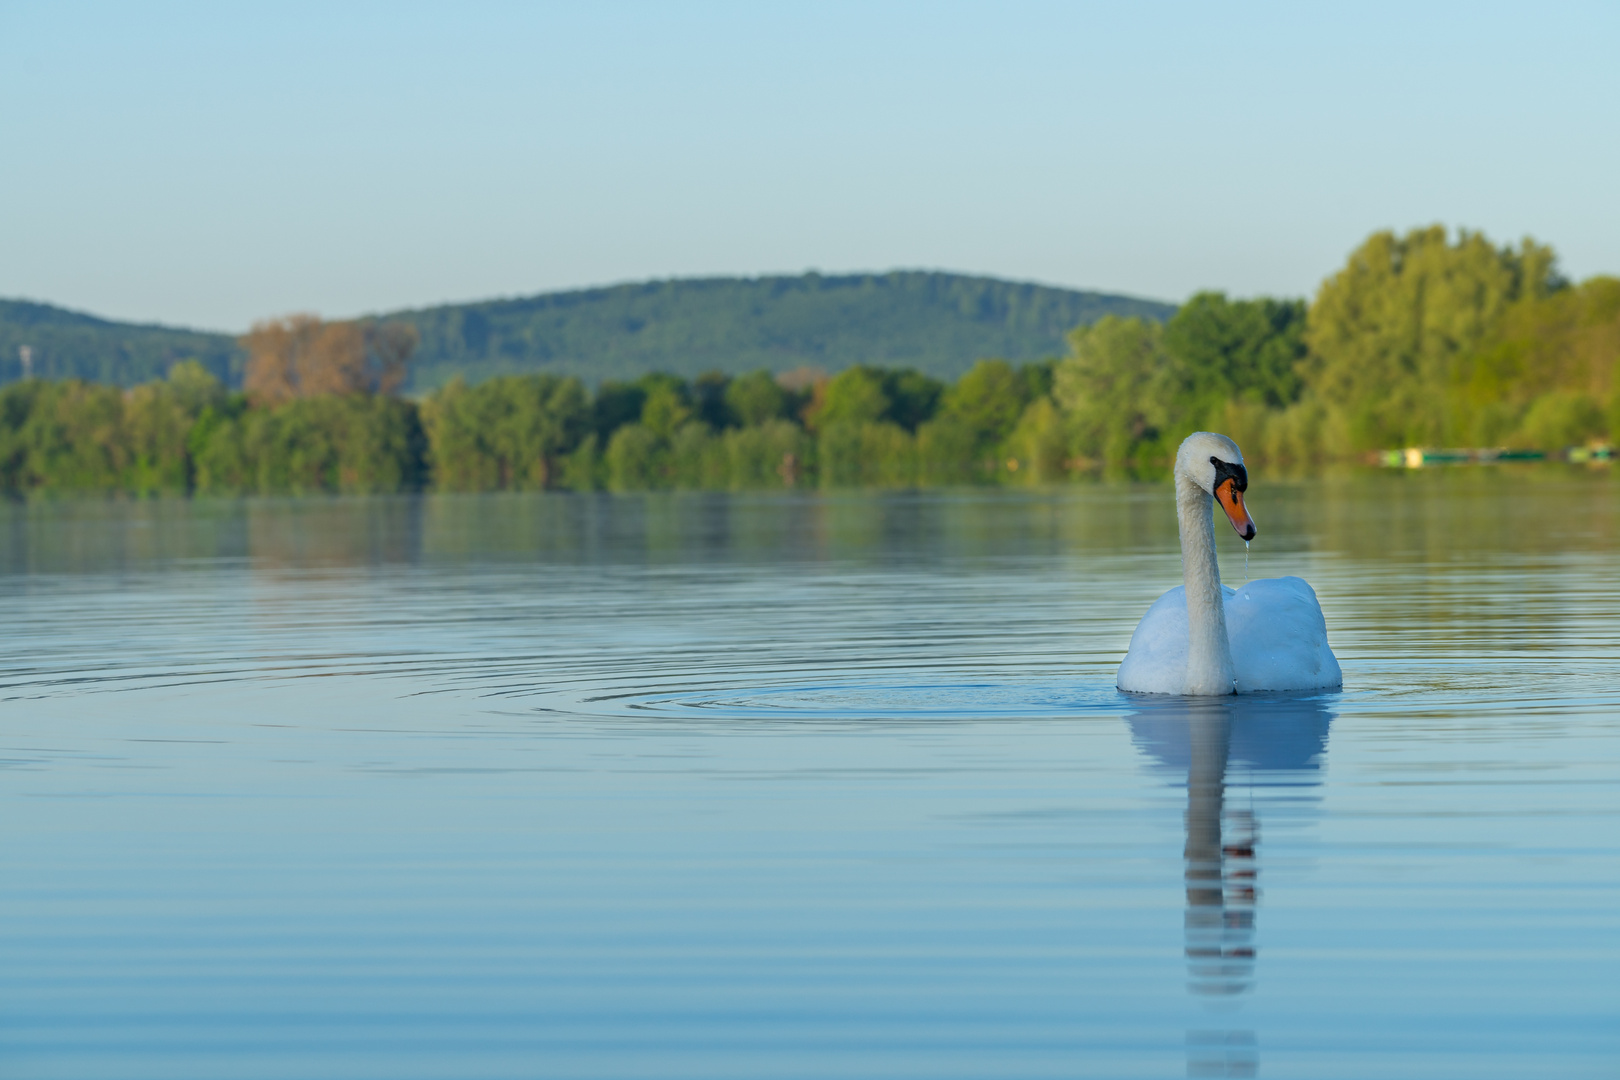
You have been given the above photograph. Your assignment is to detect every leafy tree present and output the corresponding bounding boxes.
[0,380,128,492]
[123,362,224,494]
[1305,226,1562,450]
[189,397,254,494]
[880,369,944,431]
[807,365,943,434]
[195,395,423,495]
[1018,360,1056,401]
[914,415,979,485]
[593,381,647,443]
[166,360,228,414]
[819,421,915,488]
[690,371,732,429]
[810,367,890,430]
[723,419,809,489]
[605,424,666,490]
[421,374,590,491]
[241,315,416,406]
[1516,391,1606,450]
[1002,397,1069,483]
[560,434,601,491]
[671,422,729,489]
[723,370,790,427]
[1163,292,1306,415]
[1053,315,1173,466]
[939,359,1032,453]
[1470,274,1620,447]
[640,383,693,441]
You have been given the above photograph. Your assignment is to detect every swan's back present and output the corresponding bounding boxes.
[1226,577,1341,692]
[1117,576,1341,694]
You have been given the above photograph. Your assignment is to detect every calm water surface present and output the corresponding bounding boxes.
[1,472,1616,1079]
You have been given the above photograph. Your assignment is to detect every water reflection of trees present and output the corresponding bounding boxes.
[413,469,1617,570]
[1128,694,1336,1079]
[1,471,1610,584]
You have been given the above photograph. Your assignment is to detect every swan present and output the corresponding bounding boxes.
[1117,432,1341,695]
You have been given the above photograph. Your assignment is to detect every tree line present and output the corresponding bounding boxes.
[1,226,1615,496]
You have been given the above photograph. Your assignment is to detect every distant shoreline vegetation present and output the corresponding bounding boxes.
[1,227,1615,496]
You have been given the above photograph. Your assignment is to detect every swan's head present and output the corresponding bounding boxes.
[1175,432,1256,541]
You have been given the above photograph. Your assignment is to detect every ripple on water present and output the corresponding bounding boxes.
[529,678,1130,721]
[0,485,1616,1080]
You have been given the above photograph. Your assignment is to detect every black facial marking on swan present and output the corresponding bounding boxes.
[1210,456,1248,492]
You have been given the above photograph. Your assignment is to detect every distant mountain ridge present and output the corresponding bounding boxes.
[399,272,1174,389]
[0,299,243,387]
[0,272,1176,389]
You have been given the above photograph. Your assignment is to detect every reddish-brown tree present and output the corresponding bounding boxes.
[241,315,417,405]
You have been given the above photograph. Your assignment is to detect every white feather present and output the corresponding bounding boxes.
[1117,577,1342,694]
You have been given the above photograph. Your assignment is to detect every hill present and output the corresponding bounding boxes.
[0,299,241,386]
[0,272,1175,389]
[398,272,1174,389]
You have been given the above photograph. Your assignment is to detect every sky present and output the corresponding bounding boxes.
[2,1,1617,331]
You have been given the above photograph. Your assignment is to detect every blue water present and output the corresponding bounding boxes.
[1,477,1616,1078]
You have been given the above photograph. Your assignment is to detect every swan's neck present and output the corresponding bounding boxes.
[1177,473,1235,694]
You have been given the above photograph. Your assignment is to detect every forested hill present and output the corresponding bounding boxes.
[0,273,1174,389]
[0,299,241,387]
[397,273,1175,389]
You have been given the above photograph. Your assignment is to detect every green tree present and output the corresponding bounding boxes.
[670,422,729,489]
[1002,397,1070,483]
[819,421,915,488]
[806,365,943,434]
[1470,274,1620,447]
[122,362,224,495]
[0,380,128,493]
[605,424,667,490]
[1515,391,1607,449]
[812,367,890,430]
[593,380,648,443]
[880,368,944,431]
[723,370,790,426]
[422,374,590,491]
[914,415,979,485]
[1305,225,1563,451]
[1162,292,1307,416]
[1053,315,1173,466]
[190,395,422,495]
[690,371,732,429]
[640,383,693,441]
[723,419,809,489]
[938,359,1032,454]
[187,394,252,494]
[560,434,601,491]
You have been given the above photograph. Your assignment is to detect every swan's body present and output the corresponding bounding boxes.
[1117,432,1341,696]
[1117,578,1340,693]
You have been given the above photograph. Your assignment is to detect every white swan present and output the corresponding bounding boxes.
[1117,432,1341,696]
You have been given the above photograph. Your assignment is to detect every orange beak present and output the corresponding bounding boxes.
[1216,479,1256,541]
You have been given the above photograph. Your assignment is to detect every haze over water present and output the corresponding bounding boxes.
[1,472,1616,1078]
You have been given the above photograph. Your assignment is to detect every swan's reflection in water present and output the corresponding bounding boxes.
[1128,694,1336,1078]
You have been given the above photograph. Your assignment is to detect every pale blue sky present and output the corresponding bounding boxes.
[3,1,1616,330]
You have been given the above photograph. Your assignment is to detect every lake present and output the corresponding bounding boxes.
[1,471,1616,1079]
